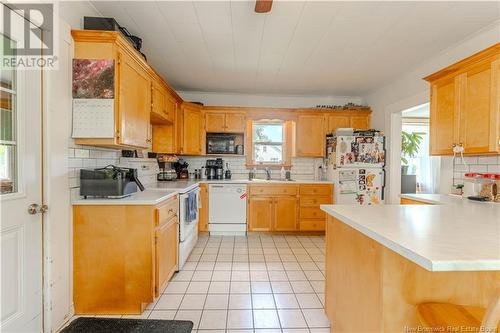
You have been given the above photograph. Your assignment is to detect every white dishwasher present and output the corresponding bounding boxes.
[209,184,247,235]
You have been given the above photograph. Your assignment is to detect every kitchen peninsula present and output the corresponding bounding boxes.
[320,196,500,332]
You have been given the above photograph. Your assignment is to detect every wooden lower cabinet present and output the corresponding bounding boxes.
[400,197,431,205]
[248,196,274,231]
[299,184,333,231]
[248,184,332,232]
[274,197,298,231]
[73,195,178,314]
[155,214,178,298]
[325,216,500,332]
[198,184,209,232]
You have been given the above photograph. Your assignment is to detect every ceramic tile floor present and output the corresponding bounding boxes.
[76,233,330,333]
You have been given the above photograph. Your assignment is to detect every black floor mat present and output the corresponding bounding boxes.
[61,317,193,333]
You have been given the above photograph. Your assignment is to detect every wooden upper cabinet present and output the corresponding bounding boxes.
[274,197,298,231]
[459,60,499,154]
[350,115,370,129]
[296,114,325,157]
[425,44,500,155]
[181,103,204,155]
[72,30,181,150]
[205,111,246,133]
[248,197,273,231]
[429,76,459,155]
[164,93,177,123]
[225,113,246,132]
[118,51,151,148]
[206,112,226,132]
[326,114,350,134]
[151,81,175,124]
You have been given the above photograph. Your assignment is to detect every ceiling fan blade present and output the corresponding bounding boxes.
[255,0,273,13]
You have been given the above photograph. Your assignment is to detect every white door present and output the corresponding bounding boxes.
[1,5,44,332]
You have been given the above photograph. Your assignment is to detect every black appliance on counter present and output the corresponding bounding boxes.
[173,159,189,179]
[80,165,144,199]
[206,133,237,154]
[206,158,224,180]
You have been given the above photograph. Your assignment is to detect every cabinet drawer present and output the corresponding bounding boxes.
[299,184,332,196]
[299,207,325,219]
[156,196,178,226]
[300,196,332,207]
[300,220,325,231]
[249,185,298,196]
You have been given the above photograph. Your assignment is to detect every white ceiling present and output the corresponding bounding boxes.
[86,1,499,96]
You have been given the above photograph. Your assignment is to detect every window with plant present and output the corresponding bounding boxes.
[401,131,423,166]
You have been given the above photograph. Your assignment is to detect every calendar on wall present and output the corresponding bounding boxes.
[71,59,115,138]
[72,99,114,138]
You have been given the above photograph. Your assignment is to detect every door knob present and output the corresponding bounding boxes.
[28,204,48,215]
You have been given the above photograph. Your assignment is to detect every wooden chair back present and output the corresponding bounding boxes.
[481,291,500,330]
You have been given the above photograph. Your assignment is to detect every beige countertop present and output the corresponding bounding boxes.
[321,195,500,272]
[72,179,332,205]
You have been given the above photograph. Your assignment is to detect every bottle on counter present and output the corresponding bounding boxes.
[280,167,286,180]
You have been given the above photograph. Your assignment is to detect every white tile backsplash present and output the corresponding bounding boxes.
[453,155,500,185]
[181,156,324,181]
[68,144,122,200]
[68,147,325,200]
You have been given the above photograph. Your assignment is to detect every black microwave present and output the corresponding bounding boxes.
[206,134,237,154]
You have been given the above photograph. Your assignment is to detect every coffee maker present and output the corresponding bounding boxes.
[206,158,224,180]
[156,156,177,181]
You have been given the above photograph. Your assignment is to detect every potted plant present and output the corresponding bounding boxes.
[401,131,423,175]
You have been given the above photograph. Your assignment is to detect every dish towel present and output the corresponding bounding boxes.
[185,192,198,222]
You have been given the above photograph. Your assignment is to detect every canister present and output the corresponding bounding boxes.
[463,173,482,197]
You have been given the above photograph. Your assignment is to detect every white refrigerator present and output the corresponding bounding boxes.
[326,130,386,205]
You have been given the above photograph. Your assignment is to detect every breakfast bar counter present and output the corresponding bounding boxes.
[320,200,500,332]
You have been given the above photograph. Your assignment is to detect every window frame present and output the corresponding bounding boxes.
[0,32,27,199]
[246,119,292,169]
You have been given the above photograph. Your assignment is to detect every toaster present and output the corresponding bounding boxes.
[80,165,145,198]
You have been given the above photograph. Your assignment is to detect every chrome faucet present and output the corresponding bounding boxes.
[265,167,271,180]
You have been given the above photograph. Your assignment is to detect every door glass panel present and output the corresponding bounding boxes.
[0,34,18,194]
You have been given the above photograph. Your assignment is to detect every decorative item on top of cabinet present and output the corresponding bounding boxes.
[424,43,500,156]
[71,30,182,149]
[295,114,325,157]
[206,111,246,133]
